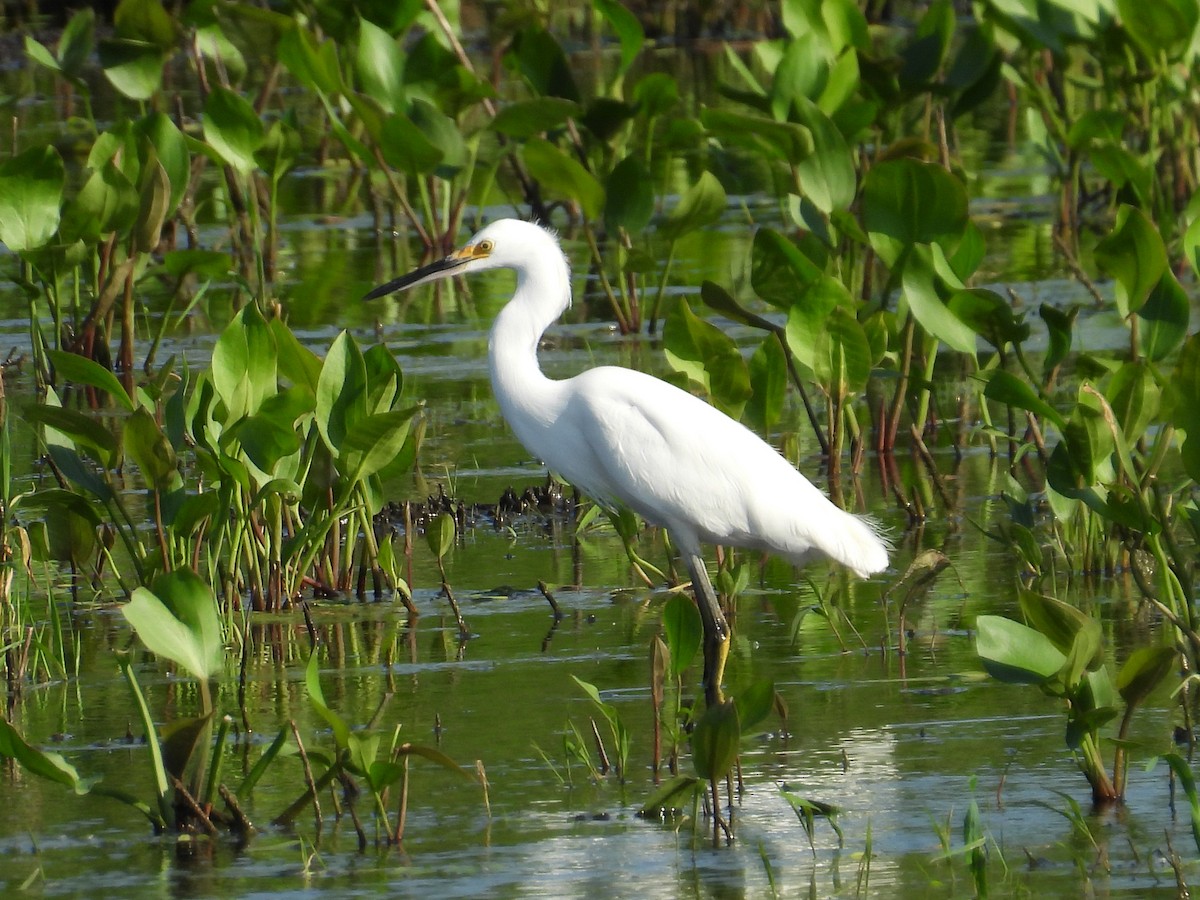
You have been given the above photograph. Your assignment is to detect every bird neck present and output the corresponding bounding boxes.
[487,254,572,429]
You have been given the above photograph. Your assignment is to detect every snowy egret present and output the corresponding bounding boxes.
[365,219,889,704]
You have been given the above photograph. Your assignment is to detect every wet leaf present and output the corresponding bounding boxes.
[975,614,1066,684]
[522,138,604,220]
[0,719,88,792]
[593,0,644,77]
[1137,271,1189,362]
[751,227,822,309]
[305,651,350,750]
[745,335,787,432]
[316,331,368,454]
[0,145,64,253]
[862,159,967,266]
[203,86,265,175]
[427,511,456,560]
[125,407,177,489]
[213,303,278,421]
[639,774,702,816]
[47,349,135,412]
[692,699,740,781]
[491,97,580,138]
[662,593,702,679]
[604,155,654,233]
[984,370,1065,431]
[736,679,776,734]
[1094,205,1165,317]
[123,571,222,680]
[1117,645,1175,708]
[356,17,403,113]
[660,171,726,241]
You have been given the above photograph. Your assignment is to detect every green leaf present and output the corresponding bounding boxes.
[660,171,726,241]
[817,306,871,398]
[662,298,751,418]
[639,774,702,815]
[203,87,265,175]
[160,713,214,782]
[47,350,135,412]
[1163,752,1200,854]
[593,0,644,77]
[114,0,178,49]
[510,27,579,101]
[380,110,443,175]
[98,38,166,100]
[1107,361,1159,439]
[25,404,119,468]
[125,407,177,490]
[604,155,654,233]
[356,17,403,113]
[792,97,855,213]
[736,679,777,734]
[490,97,580,138]
[633,72,679,117]
[427,511,456,560]
[305,651,350,750]
[0,719,88,792]
[947,288,1029,350]
[316,331,368,454]
[0,145,65,253]
[771,32,829,118]
[212,303,277,420]
[745,335,787,432]
[1040,303,1075,378]
[900,248,977,356]
[135,112,187,210]
[59,161,138,244]
[1117,0,1199,61]
[395,743,475,779]
[692,699,740,780]
[342,406,421,481]
[983,370,1065,431]
[1116,645,1175,708]
[862,159,968,266]
[1137,271,1189,362]
[1094,205,1166,317]
[123,571,222,680]
[521,138,604,220]
[751,227,822,309]
[662,593,702,679]
[133,156,170,253]
[785,276,847,373]
[1018,588,1103,669]
[701,108,813,162]
[975,614,1066,684]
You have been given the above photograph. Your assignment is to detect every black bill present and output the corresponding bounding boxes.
[363,253,470,300]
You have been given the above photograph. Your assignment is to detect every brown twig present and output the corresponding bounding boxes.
[290,719,322,830]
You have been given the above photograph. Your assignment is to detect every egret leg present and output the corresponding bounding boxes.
[683,551,730,708]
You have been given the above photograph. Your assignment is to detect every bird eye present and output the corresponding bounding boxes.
[477,239,494,253]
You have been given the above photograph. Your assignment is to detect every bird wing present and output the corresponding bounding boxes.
[556,367,782,543]
[550,366,888,577]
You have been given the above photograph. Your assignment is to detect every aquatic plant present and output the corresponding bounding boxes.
[976,588,1175,803]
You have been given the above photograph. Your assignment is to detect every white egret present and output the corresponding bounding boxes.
[366,219,889,704]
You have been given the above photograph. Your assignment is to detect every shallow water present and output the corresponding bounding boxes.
[2,53,1198,900]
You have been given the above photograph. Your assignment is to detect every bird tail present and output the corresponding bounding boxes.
[817,510,891,579]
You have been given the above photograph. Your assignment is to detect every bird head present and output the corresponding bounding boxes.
[363,219,557,300]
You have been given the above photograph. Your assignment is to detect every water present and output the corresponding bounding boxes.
[2,48,1196,900]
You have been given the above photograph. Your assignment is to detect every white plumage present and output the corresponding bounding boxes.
[366,218,889,702]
